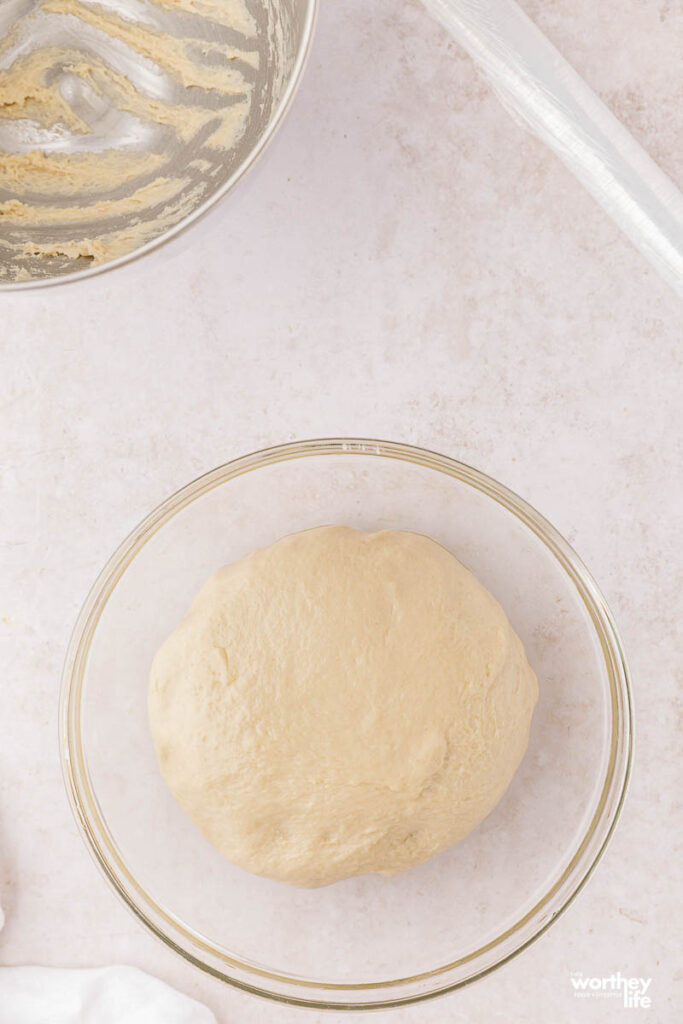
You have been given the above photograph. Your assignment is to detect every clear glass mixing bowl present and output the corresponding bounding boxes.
[60,439,632,1009]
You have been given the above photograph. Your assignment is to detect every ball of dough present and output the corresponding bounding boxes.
[149,526,538,887]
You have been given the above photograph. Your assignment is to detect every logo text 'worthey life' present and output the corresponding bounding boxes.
[570,972,652,1008]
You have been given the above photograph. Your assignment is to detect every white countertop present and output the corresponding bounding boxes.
[1,0,681,1021]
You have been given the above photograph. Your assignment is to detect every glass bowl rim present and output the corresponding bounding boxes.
[59,437,633,1010]
[0,0,319,293]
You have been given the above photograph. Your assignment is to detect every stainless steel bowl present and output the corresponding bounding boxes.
[0,0,316,289]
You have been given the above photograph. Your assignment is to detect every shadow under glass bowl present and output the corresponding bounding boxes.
[0,0,316,290]
[60,438,632,1010]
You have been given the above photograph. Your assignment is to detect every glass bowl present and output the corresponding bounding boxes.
[0,0,317,290]
[60,438,632,1009]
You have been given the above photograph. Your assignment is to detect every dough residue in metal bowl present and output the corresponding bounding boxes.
[0,0,278,281]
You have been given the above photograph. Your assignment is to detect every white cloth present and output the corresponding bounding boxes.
[0,966,217,1024]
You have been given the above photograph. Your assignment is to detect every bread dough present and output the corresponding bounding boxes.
[149,526,538,887]
[0,0,267,278]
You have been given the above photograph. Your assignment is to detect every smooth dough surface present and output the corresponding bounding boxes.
[149,526,538,887]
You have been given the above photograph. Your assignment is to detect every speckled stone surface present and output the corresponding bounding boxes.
[1,0,681,1021]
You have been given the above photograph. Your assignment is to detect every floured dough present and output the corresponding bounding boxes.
[148,526,538,887]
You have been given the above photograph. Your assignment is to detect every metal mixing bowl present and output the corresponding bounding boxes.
[0,0,316,289]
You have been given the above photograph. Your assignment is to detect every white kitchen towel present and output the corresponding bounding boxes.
[0,965,217,1024]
